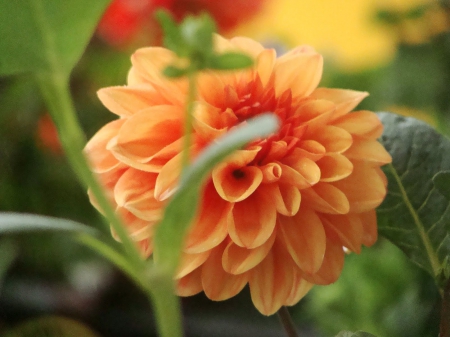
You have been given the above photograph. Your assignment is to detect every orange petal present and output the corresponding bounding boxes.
[222,230,275,275]
[185,182,231,254]
[213,165,262,202]
[309,88,369,119]
[317,153,353,182]
[305,125,353,153]
[197,71,226,107]
[303,238,345,285]
[274,48,323,99]
[332,162,387,213]
[296,140,326,161]
[154,152,183,201]
[302,183,350,214]
[260,163,282,183]
[278,162,316,190]
[282,156,321,186]
[176,250,211,279]
[230,36,265,57]
[97,86,169,117]
[201,243,248,300]
[360,210,378,247]
[114,208,152,242]
[344,140,392,164]
[260,183,301,217]
[284,269,314,306]
[114,168,162,221]
[333,110,383,139]
[321,214,364,253]
[176,267,203,297]
[84,119,125,173]
[248,238,294,316]
[228,189,277,248]
[294,99,336,131]
[278,208,326,274]
[256,48,276,87]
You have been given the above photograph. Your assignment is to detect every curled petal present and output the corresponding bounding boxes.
[332,162,387,213]
[228,189,277,248]
[303,238,345,285]
[302,183,350,214]
[274,47,323,99]
[84,119,125,173]
[305,125,353,153]
[317,153,353,182]
[185,182,231,253]
[222,230,276,275]
[202,243,248,301]
[278,208,326,274]
[333,110,384,139]
[344,140,392,164]
[260,163,282,183]
[309,88,369,119]
[176,268,203,297]
[249,238,294,316]
[321,214,364,253]
[97,86,169,117]
[176,250,211,279]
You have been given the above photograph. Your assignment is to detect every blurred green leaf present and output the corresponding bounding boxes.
[4,315,101,337]
[209,52,254,70]
[153,113,280,273]
[0,0,111,77]
[0,239,18,293]
[336,332,377,337]
[433,171,450,201]
[156,10,187,57]
[180,13,215,58]
[163,65,189,78]
[377,112,450,287]
[0,212,97,235]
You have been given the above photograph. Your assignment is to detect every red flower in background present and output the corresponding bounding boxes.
[97,0,267,47]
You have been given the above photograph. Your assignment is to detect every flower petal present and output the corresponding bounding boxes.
[176,267,203,297]
[305,125,353,153]
[202,243,248,300]
[278,207,326,274]
[333,110,383,139]
[344,140,392,164]
[309,88,368,119]
[260,183,301,217]
[317,153,353,182]
[274,47,323,99]
[222,230,275,275]
[228,189,277,248]
[360,210,378,247]
[302,183,350,214]
[84,119,125,173]
[320,214,364,253]
[185,182,231,253]
[176,250,211,279]
[284,270,314,306]
[248,238,294,316]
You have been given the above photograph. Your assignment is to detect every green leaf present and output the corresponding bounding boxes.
[0,212,97,235]
[209,52,254,70]
[377,112,450,286]
[155,10,187,57]
[335,332,377,337]
[0,0,111,77]
[153,113,280,273]
[433,171,450,201]
[163,65,189,78]
[4,315,101,337]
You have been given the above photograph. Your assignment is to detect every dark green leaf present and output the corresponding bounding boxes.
[209,52,254,70]
[433,171,450,201]
[0,0,111,77]
[153,114,280,273]
[377,112,450,285]
[155,10,187,57]
[4,315,101,337]
[0,212,97,235]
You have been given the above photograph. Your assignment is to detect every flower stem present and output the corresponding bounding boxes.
[440,278,450,337]
[181,70,197,173]
[277,306,300,337]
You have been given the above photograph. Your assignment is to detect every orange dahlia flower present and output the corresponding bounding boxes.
[85,36,392,315]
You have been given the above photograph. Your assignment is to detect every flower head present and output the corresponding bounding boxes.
[85,36,392,315]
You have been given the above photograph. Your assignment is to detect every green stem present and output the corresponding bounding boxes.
[440,278,450,337]
[277,306,299,337]
[181,70,197,173]
[35,72,145,274]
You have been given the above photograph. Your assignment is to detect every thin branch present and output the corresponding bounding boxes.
[277,306,299,337]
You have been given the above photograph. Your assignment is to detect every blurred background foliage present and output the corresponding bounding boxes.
[0,0,449,336]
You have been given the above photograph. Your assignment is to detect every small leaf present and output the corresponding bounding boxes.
[4,315,101,337]
[153,114,280,273]
[377,112,450,287]
[433,171,450,201]
[0,212,97,235]
[155,10,186,57]
[180,13,216,56]
[209,52,254,70]
[0,0,111,77]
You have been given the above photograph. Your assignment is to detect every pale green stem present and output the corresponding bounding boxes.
[181,70,198,173]
[34,72,146,275]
